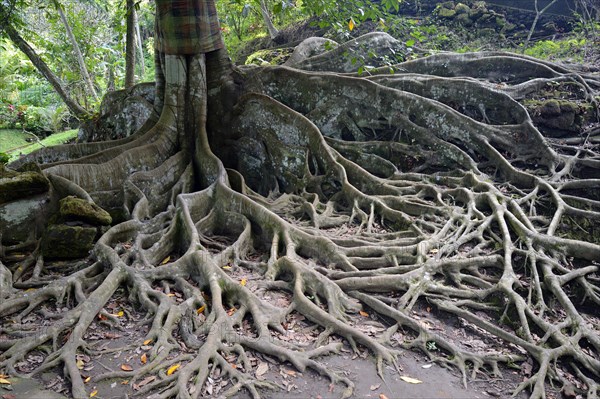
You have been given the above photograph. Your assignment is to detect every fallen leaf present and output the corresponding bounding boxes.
[160,256,171,265]
[421,364,433,369]
[255,362,269,378]
[166,364,180,375]
[121,364,133,371]
[76,359,85,370]
[121,380,129,385]
[116,310,124,317]
[2,393,16,399]
[84,376,91,383]
[166,293,175,297]
[400,376,422,384]
[89,391,98,398]
[240,278,247,286]
[140,353,147,364]
[359,310,369,317]
[0,378,11,385]
[370,383,381,390]
[196,305,205,314]
[143,339,152,345]
[222,265,231,270]
[379,394,389,399]
[227,307,236,316]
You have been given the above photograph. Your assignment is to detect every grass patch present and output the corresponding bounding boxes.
[0,129,30,153]
[2,129,78,161]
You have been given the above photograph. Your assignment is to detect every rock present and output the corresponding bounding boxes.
[0,194,50,244]
[59,196,112,226]
[42,224,97,259]
[78,82,156,142]
[0,163,49,205]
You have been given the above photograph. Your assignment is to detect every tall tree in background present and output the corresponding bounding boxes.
[124,0,136,88]
[50,0,99,101]
[1,1,600,399]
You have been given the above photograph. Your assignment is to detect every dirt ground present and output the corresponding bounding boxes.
[0,260,540,399]
[0,350,529,399]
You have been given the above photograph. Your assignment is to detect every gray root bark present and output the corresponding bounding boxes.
[1,32,599,399]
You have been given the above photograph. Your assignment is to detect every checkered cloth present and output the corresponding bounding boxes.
[155,0,224,55]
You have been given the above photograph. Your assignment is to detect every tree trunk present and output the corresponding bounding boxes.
[125,0,136,88]
[523,0,559,52]
[259,0,279,40]
[134,4,145,78]
[53,0,99,101]
[4,24,89,118]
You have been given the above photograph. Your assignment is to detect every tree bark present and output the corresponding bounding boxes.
[4,24,89,119]
[125,0,136,88]
[53,0,99,101]
[134,4,145,78]
[259,0,279,40]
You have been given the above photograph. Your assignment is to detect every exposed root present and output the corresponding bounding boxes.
[1,34,599,399]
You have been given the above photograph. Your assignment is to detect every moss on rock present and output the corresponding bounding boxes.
[59,196,112,226]
[0,164,49,205]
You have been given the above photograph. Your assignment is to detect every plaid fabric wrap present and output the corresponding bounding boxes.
[155,0,224,55]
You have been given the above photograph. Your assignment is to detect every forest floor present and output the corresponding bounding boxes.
[0,258,554,399]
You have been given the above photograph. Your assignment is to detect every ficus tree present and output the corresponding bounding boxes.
[1,1,600,399]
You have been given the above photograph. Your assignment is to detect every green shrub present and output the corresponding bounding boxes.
[0,152,10,164]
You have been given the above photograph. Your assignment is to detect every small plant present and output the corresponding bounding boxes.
[426,341,438,351]
[0,152,10,164]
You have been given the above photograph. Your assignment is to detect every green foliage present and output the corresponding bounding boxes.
[0,128,78,161]
[523,38,588,62]
[0,152,9,164]
[0,103,54,134]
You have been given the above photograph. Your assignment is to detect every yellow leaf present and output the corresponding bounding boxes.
[349,18,355,31]
[240,278,247,286]
[166,364,180,376]
[116,310,124,317]
[143,339,152,345]
[140,353,147,364]
[90,390,98,397]
[196,305,205,314]
[359,310,369,317]
[84,376,91,383]
[167,293,175,297]
[160,256,171,265]
[400,376,422,384]
[121,364,133,371]
[222,265,231,270]
[0,378,11,385]
[227,307,236,316]
[121,380,129,385]
[76,359,85,370]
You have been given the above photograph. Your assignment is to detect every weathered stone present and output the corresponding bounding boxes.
[455,3,470,14]
[59,196,112,226]
[78,82,156,142]
[0,194,50,244]
[0,164,49,204]
[42,224,97,259]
